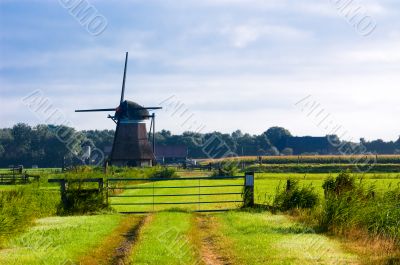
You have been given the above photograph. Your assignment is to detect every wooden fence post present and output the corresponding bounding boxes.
[60,179,67,208]
[244,172,254,207]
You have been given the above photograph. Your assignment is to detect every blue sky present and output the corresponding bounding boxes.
[0,0,399,141]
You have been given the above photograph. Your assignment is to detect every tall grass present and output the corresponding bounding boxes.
[316,175,400,244]
[273,179,319,211]
[211,164,238,177]
[57,166,178,180]
[0,186,59,246]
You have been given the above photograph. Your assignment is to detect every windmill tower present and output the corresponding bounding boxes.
[76,52,161,167]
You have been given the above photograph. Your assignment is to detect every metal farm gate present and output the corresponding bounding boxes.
[106,175,254,213]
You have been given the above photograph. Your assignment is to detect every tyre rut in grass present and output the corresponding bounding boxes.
[112,215,153,265]
[192,215,234,265]
[79,214,152,265]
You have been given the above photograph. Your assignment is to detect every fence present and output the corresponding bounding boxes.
[0,174,39,185]
[107,173,254,213]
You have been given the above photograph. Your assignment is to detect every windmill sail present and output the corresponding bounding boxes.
[75,108,116,112]
[120,52,128,104]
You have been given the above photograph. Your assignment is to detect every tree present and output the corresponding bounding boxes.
[281,147,294,156]
[263,127,292,151]
[231,130,243,139]
[266,147,280,156]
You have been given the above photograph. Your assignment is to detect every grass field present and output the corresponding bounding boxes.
[0,211,366,265]
[253,172,400,204]
[108,172,399,212]
[0,168,398,264]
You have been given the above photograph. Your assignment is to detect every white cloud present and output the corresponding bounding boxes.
[221,23,312,48]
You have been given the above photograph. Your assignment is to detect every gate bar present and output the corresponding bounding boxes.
[108,184,243,190]
[110,200,243,205]
[108,192,243,198]
[107,176,245,181]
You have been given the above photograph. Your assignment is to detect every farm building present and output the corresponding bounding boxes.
[286,136,336,155]
[155,145,188,164]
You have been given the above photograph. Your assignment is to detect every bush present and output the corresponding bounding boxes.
[322,170,355,197]
[58,189,108,215]
[212,164,238,177]
[273,179,319,211]
[150,167,177,179]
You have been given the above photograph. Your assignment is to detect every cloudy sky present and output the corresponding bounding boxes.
[0,0,399,141]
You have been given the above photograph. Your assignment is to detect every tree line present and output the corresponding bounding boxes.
[0,123,399,168]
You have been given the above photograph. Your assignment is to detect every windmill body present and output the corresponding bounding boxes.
[76,52,161,167]
[110,100,155,166]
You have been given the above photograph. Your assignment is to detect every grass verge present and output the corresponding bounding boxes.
[0,214,122,265]
[217,211,359,265]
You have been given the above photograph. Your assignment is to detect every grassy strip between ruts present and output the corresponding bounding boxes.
[0,214,122,265]
[129,211,200,265]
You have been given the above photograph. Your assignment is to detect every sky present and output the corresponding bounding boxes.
[0,0,399,142]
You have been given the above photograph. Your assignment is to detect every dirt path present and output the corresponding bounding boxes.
[192,215,233,265]
[79,214,153,265]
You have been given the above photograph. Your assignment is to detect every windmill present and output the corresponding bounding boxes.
[75,52,161,167]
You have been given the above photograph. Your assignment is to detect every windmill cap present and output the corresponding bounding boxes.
[119,100,150,120]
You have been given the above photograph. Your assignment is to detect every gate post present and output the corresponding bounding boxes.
[243,172,254,207]
[59,179,67,209]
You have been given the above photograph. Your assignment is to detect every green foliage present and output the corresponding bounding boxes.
[263,126,292,150]
[150,167,177,179]
[309,172,400,244]
[58,189,108,215]
[2,123,400,168]
[211,164,238,177]
[0,186,59,246]
[273,179,319,211]
[322,170,355,196]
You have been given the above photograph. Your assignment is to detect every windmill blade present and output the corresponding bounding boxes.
[75,108,116,112]
[120,52,128,104]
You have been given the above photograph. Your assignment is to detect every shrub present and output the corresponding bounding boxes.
[322,170,355,197]
[212,164,238,177]
[151,167,177,179]
[58,189,108,215]
[273,179,319,211]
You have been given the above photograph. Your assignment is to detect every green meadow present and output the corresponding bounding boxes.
[0,168,398,264]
